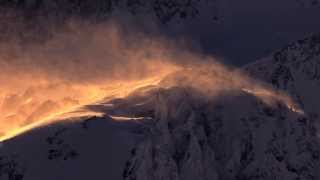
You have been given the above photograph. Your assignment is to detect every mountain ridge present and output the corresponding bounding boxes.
[1,33,320,180]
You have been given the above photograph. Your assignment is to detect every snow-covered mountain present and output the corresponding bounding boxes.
[121,33,320,180]
[1,33,320,180]
[0,111,146,180]
[122,87,318,180]
[244,33,320,134]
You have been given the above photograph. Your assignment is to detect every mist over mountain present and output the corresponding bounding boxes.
[1,1,320,180]
[1,33,320,180]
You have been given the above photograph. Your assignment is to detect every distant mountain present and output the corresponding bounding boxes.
[0,0,210,23]
[1,33,320,180]
[0,0,212,44]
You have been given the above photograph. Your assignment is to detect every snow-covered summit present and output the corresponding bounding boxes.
[2,33,320,180]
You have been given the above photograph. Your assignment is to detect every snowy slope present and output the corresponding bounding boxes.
[244,33,320,134]
[0,111,145,180]
[1,33,320,180]
[122,34,320,180]
[122,87,319,180]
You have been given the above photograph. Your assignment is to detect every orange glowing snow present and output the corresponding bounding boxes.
[0,22,303,142]
[0,61,179,142]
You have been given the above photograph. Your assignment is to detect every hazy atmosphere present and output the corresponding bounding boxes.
[0,1,320,180]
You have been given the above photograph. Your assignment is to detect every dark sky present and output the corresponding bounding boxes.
[147,0,320,66]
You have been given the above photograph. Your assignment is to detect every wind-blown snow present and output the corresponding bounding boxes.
[1,28,320,180]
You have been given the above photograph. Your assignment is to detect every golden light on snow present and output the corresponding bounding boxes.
[0,67,177,142]
[0,59,305,142]
[0,21,304,142]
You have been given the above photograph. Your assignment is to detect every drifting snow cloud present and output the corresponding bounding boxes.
[0,17,303,141]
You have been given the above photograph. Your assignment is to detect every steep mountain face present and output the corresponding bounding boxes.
[122,34,320,180]
[122,87,319,180]
[244,33,320,134]
[1,34,320,180]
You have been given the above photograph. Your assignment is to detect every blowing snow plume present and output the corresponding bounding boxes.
[0,21,181,141]
[0,20,303,142]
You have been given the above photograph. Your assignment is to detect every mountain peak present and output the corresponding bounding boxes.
[122,85,317,180]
